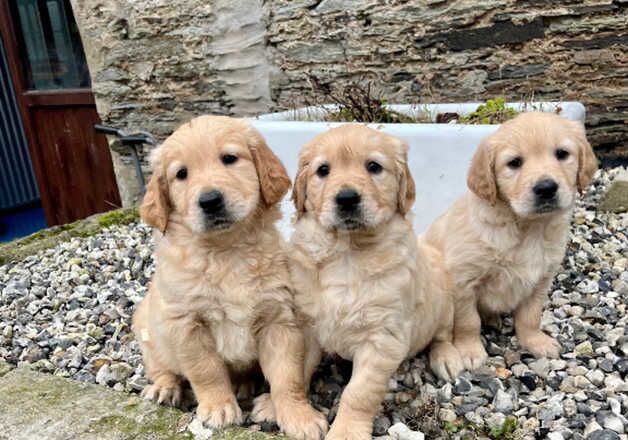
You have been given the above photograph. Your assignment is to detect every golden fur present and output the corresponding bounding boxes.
[424,112,598,373]
[285,125,459,440]
[133,116,327,439]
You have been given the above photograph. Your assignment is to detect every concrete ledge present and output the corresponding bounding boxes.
[0,207,139,265]
[0,365,281,440]
[0,361,14,378]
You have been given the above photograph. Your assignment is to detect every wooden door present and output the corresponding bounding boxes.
[0,0,120,225]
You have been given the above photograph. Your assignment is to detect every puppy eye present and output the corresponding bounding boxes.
[221,154,238,165]
[555,149,570,161]
[175,167,188,180]
[316,164,330,177]
[507,157,523,170]
[366,161,383,174]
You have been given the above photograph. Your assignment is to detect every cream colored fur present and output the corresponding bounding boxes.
[286,125,460,440]
[424,112,598,373]
[133,116,327,440]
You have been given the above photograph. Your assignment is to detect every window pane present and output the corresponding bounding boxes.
[14,0,91,90]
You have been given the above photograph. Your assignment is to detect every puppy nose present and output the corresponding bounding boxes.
[533,179,558,199]
[199,190,224,213]
[335,189,361,210]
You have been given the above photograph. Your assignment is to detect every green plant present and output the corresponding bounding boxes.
[444,420,465,434]
[296,75,520,125]
[488,417,519,440]
[303,75,420,124]
[459,98,519,124]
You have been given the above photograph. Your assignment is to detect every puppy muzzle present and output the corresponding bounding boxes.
[334,188,365,230]
[532,179,559,213]
[198,190,234,230]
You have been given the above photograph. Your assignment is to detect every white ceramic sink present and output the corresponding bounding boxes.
[250,102,586,235]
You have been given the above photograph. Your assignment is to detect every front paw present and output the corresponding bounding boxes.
[455,339,488,371]
[251,393,275,423]
[519,331,560,359]
[197,396,243,429]
[141,376,182,407]
[430,342,464,382]
[326,421,370,440]
[278,401,328,440]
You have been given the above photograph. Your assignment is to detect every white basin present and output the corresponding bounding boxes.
[250,102,586,235]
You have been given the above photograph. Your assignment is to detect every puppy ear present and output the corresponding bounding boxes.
[467,139,497,205]
[398,161,416,215]
[292,162,308,217]
[140,151,170,233]
[573,123,598,192]
[249,132,291,207]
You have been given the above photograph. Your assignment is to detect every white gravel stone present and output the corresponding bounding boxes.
[187,417,214,440]
[587,369,606,386]
[388,423,424,440]
[438,408,457,423]
[493,389,514,414]
[529,358,550,378]
[0,167,626,439]
[603,415,625,434]
[584,420,603,437]
[577,279,599,293]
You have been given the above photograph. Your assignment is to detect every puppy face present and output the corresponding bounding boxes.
[140,116,290,234]
[293,125,415,231]
[468,112,597,218]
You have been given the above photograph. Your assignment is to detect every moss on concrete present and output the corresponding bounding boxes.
[0,361,14,377]
[0,366,284,440]
[0,207,139,265]
[213,429,287,440]
[89,412,193,440]
[97,207,141,227]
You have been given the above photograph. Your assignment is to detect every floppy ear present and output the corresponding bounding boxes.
[398,160,416,215]
[467,139,497,205]
[140,152,170,233]
[292,162,308,217]
[249,134,291,207]
[573,123,598,192]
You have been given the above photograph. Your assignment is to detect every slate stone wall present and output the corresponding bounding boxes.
[70,0,272,204]
[267,0,627,156]
[70,0,627,204]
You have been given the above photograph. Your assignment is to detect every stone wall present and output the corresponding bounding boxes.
[70,0,271,204]
[70,0,627,205]
[267,0,627,155]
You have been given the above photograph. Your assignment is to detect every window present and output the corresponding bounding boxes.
[13,0,91,90]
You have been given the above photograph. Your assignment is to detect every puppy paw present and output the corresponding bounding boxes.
[519,331,560,359]
[430,342,464,382]
[455,340,488,371]
[141,375,182,407]
[197,396,243,429]
[325,421,370,440]
[276,399,328,440]
[251,393,276,423]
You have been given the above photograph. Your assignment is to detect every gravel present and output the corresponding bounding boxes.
[1,167,626,439]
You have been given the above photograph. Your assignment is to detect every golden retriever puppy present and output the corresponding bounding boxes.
[283,125,460,440]
[424,112,598,373]
[132,116,328,439]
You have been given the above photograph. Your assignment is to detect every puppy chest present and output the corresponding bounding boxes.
[313,284,408,358]
[204,307,258,366]
[479,246,562,312]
